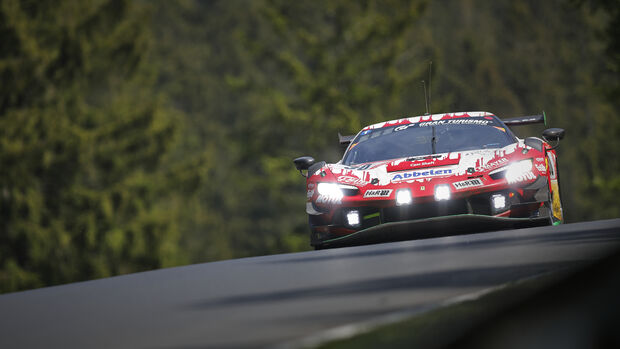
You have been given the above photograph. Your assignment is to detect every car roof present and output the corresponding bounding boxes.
[361,111,498,131]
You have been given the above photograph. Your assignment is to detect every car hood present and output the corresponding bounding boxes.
[328,142,532,187]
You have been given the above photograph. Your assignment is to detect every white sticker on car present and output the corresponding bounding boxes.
[337,175,368,186]
[452,178,484,190]
[535,164,546,173]
[316,195,342,205]
[363,189,393,198]
[507,171,536,184]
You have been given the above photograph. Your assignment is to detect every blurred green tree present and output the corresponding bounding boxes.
[573,0,620,219]
[411,0,620,221]
[149,0,430,258]
[0,0,183,292]
[2,0,619,294]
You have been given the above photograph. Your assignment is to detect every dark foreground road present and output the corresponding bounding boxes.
[1,219,620,348]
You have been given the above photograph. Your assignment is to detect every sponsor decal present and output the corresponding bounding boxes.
[507,171,536,184]
[536,158,544,162]
[452,178,484,190]
[535,164,546,173]
[394,124,416,132]
[316,195,342,205]
[419,119,491,127]
[411,161,434,167]
[338,176,368,186]
[388,155,461,172]
[391,168,453,182]
[475,158,508,172]
[393,119,493,132]
[307,183,315,189]
[307,189,315,198]
[363,189,393,198]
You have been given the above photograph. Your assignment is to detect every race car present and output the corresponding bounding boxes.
[294,111,565,249]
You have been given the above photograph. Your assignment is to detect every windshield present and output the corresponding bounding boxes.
[342,117,516,165]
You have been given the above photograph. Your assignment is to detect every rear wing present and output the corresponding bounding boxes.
[502,112,547,126]
[338,132,355,145]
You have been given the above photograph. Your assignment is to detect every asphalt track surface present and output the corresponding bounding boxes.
[1,219,620,349]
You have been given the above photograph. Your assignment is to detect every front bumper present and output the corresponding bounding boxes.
[312,214,549,249]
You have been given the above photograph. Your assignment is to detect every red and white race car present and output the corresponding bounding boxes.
[294,111,565,249]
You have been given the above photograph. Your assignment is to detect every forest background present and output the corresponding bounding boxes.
[1,0,619,293]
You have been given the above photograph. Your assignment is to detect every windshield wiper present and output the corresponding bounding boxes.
[431,126,437,154]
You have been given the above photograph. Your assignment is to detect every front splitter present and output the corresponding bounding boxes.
[315,214,550,249]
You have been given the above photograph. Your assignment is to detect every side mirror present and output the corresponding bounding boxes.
[542,128,565,142]
[293,156,315,171]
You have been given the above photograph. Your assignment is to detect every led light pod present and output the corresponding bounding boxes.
[346,210,361,227]
[491,194,507,211]
[434,185,451,201]
[395,189,412,206]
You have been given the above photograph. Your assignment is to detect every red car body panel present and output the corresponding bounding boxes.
[301,112,563,248]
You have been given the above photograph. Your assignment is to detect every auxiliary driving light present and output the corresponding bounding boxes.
[346,210,361,227]
[491,194,507,211]
[395,189,412,206]
[434,185,451,201]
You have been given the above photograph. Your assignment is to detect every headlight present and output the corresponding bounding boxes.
[504,159,533,183]
[434,184,451,201]
[317,182,343,198]
[395,189,412,206]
